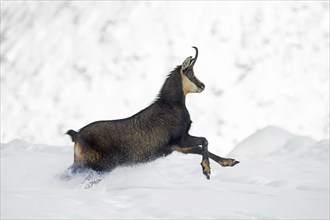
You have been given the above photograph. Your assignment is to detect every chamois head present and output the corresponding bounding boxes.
[180,47,205,96]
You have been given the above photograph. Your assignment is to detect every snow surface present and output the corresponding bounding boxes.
[1,1,329,155]
[1,126,329,219]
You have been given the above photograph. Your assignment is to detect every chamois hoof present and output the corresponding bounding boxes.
[219,158,240,167]
[201,159,211,180]
[232,160,240,167]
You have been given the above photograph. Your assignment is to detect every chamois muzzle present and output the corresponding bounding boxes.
[198,82,205,92]
[194,77,205,93]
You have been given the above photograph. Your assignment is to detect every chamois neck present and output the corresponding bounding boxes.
[157,66,186,106]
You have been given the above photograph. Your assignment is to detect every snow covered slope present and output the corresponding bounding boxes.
[1,127,329,219]
[1,2,329,155]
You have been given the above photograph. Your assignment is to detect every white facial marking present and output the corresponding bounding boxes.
[181,71,199,95]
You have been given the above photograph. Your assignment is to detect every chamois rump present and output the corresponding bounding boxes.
[66,47,239,181]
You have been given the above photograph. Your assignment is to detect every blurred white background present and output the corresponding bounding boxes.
[1,1,329,154]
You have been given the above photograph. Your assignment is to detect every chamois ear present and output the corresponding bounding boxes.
[181,56,192,71]
[181,47,199,71]
[189,58,195,66]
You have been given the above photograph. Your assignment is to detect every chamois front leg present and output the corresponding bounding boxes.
[172,146,240,167]
[180,135,211,179]
[213,154,240,167]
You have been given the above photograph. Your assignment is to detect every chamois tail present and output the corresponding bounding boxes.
[66,129,78,142]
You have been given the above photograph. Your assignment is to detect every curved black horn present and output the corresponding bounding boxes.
[190,46,198,67]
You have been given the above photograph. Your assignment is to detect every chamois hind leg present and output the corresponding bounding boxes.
[79,170,108,189]
[173,146,240,167]
[56,163,88,181]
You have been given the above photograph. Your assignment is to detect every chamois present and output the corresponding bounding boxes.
[66,47,239,182]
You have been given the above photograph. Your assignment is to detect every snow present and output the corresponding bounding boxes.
[1,126,329,219]
[1,1,329,219]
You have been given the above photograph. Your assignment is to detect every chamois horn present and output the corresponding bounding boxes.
[190,46,198,67]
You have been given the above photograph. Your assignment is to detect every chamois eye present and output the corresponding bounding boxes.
[187,71,194,77]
